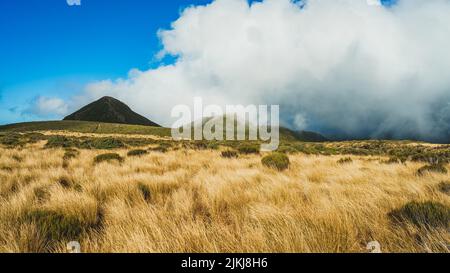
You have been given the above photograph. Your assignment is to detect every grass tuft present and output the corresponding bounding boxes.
[138,183,152,203]
[221,150,238,159]
[127,149,148,157]
[389,201,450,229]
[438,181,450,195]
[94,153,124,164]
[238,144,260,155]
[337,157,353,164]
[417,164,448,176]
[262,152,290,171]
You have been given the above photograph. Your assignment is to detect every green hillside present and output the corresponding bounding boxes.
[0,121,171,137]
[0,120,328,143]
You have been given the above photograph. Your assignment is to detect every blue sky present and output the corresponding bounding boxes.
[0,0,398,125]
[0,0,213,124]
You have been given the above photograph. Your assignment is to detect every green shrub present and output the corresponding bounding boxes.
[24,210,86,242]
[127,149,148,157]
[24,132,46,143]
[57,177,73,189]
[45,136,77,148]
[389,201,450,229]
[417,164,448,176]
[94,153,124,164]
[238,144,260,155]
[150,143,172,153]
[383,156,406,164]
[277,145,298,154]
[438,181,450,195]
[337,157,353,164]
[138,183,151,202]
[191,141,208,150]
[262,152,290,171]
[89,138,125,149]
[221,150,238,159]
[207,142,219,150]
[63,149,79,160]
[0,133,21,147]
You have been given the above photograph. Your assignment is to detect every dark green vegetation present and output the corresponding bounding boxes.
[63,149,80,160]
[127,149,148,157]
[238,144,260,155]
[94,153,124,164]
[0,132,46,147]
[262,153,290,171]
[280,128,329,142]
[389,201,450,229]
[0,121,170,137]
[221,150,239,158]
[3,121,450,165]
[149,142,172,153]
[417,164,448,176]
[43,135,157,150]
[337,157,353,164]
[438,181,450,195]
[22,208,103,250]
[138,183,152,203]
[64,96,160,127]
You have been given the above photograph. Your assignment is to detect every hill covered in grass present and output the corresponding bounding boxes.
[64,96,160,127]
[0,120,328,143]
[0,121,171,137]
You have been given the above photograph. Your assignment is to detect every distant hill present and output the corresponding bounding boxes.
[183,115,328,142]
[64,96,160,127]
[292,130,329,142]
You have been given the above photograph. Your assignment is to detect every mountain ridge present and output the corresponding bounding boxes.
[63,96,160,127]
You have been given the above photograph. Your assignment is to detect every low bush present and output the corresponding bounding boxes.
[127,149,148,157]
[45,136,77,149]
[277,145,298,154]
[238,144,260,155]
[57,176,73,189]
[207,142,219,150]
[337,157,353,164]
[88,138,125,150]
[0,133,22,147]
[94,153,124,164]
[438,181,450,195]
[24,132,46,143]
[63,149,79,160]
[24,210,86,242]
[262,152,290,171]
[221,150,238,158]
[417,164,448,176]
[389,201,450,229]
[150,143,172,153]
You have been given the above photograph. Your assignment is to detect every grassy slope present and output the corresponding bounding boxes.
[0,121,171,137]
[0,121,329,142]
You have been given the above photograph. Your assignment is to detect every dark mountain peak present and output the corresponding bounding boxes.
[63,96,160,127]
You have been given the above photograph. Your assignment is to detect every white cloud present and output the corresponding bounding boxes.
[29,96,69,117]
[75,0,450,141]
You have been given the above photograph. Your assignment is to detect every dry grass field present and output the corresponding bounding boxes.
[0,131,449,253]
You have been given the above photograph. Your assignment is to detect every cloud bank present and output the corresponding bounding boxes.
[27,96,69,117]
[73,0,450,142]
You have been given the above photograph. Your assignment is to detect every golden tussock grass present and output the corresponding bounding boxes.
[0,135,448,253]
